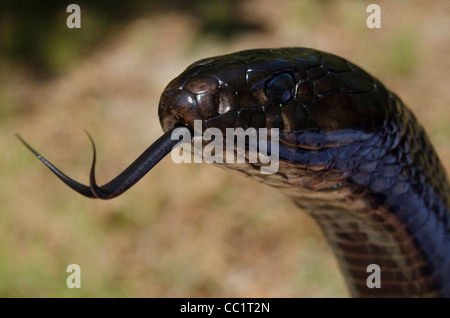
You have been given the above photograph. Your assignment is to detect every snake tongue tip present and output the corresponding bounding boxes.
[16,133,41,158]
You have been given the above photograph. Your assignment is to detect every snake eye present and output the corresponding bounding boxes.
[265,73,295,104]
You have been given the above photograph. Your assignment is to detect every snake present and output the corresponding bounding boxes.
[17,48,450,297]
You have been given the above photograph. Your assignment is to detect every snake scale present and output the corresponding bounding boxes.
[18,48,450,297]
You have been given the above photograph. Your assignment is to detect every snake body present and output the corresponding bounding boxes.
[19,48,450,297]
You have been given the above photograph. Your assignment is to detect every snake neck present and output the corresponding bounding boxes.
[284,183,449,297]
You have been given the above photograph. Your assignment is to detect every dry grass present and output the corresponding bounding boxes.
[2,0,449,297]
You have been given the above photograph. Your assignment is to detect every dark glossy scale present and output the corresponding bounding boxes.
[158,48,450,297]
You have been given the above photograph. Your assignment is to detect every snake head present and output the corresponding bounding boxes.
[158,48,389,150]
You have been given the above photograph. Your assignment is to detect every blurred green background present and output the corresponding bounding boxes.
[1,0,449,297]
